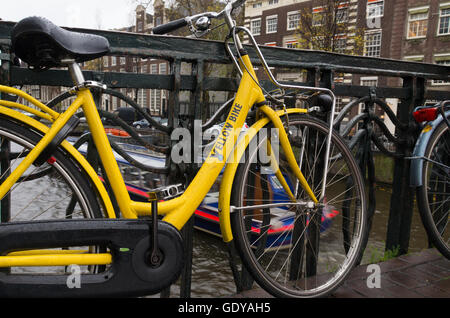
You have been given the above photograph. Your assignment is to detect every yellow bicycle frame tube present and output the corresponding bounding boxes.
[0,86,116,219]
[218,108,308,243]
[160,54,266,229]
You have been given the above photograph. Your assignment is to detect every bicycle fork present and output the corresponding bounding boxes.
[258,103,336,206]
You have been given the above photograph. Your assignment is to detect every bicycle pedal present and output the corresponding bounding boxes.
[148,183,184,201]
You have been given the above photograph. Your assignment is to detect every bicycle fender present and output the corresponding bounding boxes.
[410,110,450,187]
[0,106,116,218]
[218,108,307,243]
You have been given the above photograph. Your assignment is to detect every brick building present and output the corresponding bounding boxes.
[102,0,169,117]
[244,0,450,132]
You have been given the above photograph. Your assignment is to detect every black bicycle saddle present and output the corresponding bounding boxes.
[11,16,110,69]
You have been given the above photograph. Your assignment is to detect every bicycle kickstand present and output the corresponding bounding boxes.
[148,190,163,267]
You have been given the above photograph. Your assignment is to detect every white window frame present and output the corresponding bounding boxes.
[366,0,384,19]
[404,55,424,62]
[252,2,262,9]
[287,11,300,31]
[407,7,429,39]
[364,30,382,57]
[159,62,167,75]
[111,56,116,66]
[312,7,324,27]
[266,15,278,34]
[150,64,158,74]
[433,54,450,85]
[250,18,261,36]
[336,5,349,24]
[334,35,347,54]
[137,89,148,108]
[284,37,298,49]
[438,5,450,36]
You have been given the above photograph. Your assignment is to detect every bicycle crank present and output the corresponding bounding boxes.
[0,219,184,297]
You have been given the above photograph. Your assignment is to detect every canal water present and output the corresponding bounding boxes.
[165,183,430,298]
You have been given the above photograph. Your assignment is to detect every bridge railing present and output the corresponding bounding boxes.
[0,21,449,296]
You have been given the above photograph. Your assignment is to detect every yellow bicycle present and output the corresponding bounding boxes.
[0,0,367,297]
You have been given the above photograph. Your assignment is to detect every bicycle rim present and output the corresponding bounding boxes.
[418,121,450,258]
[231,115,366,297]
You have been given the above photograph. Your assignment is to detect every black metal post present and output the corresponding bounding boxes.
[386,77,425,255]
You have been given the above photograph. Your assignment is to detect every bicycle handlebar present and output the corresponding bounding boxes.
[152,18,188,35]
[152,0,246,35]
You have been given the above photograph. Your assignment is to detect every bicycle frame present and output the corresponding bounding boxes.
[0,50,317,266]
[410,108,450,187]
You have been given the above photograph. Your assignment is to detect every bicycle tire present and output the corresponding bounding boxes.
[0,116,105,272]
[417,119,450,259]
[230,114,367,297]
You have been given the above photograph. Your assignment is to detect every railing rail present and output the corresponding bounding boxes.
[0,21,449,297]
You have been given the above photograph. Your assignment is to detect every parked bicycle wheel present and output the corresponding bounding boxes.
[417,119,450,259]
[231,114,367,297]
[0,116,106,273]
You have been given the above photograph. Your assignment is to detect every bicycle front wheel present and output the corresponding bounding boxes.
[417,119,450,259]
[230,115,367,297]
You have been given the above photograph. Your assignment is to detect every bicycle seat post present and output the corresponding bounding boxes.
[62,59,86,86]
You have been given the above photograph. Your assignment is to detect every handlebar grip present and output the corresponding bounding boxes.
[152,18,188,35]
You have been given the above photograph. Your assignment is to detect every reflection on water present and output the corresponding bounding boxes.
[168,183,430,298]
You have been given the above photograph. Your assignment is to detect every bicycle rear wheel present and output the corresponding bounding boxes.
[230,115,367,297]
[0,116,105,273]
[417,119,450,259]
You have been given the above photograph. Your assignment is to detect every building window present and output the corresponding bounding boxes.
[287,12,300,31]
[156,17,162,26]
[150,89,161,111]
[404,55,424,62]
[438,8,450,35]
[30,85,40,100]
[159,63,167,74]
[334,35,347,54]
[433,56,450,85]
[137,21,143,32]
[312,7,324,27]
[120,57,126,65]
[408,9,428,38]
[250,18,261,35]
[252,2,262,9]
[137,89,148,108]
[364,30,382,57]
[367,0,384,19]
[336,6,349,23]
[266,15,278,33]
[111,57,116,66]
[269,0,278,4]
[284,38,298,49]
[150,64,158,74]
[103,57,108,67]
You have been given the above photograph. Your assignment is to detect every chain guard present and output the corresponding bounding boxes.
[0,219,184,297]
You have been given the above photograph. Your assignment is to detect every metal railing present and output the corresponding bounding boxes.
[1,21,450,296]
